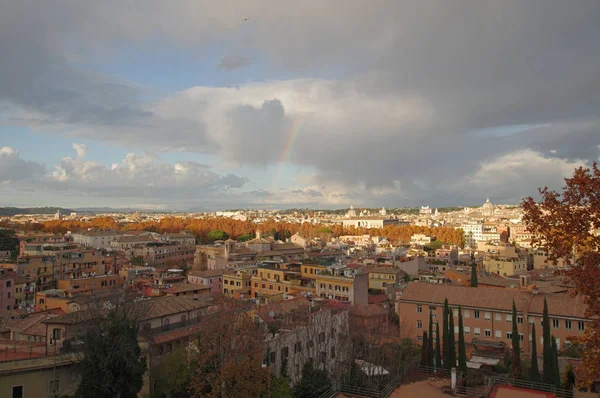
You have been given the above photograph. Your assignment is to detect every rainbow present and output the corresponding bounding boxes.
[271,115,305,190]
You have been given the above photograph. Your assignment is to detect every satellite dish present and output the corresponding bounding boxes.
[269,311,275,318]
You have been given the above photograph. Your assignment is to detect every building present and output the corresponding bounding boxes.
[366,267,406,291]
[133,242,195,268]
[56,274,122,296]
[397,283,590,358]
[484,256,528,276]
[314,266,369,305]
[533,250,570,270]
[110,235,157,252]
[259,300,349,385]
[435,245,458,263]
[163,282,211,301]
[0,269,16,311]
[71,230,123,249]
[460,221,484,247]
[410,234,432,246]
[222,267,257,297]
[420,206,432,215]
[342,218,401,229]
[481,198,495,217]
[154,233,197,246]
[187,269,224,295]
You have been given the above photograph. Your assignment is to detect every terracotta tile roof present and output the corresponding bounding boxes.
[164,283,210,294]
[399,282,589,319]
[351,304,388,317]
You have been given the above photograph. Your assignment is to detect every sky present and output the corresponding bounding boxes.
[1,1,600,211]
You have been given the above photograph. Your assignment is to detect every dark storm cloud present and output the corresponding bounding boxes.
[1,1,599,206]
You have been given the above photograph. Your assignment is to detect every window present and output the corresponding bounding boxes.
[495,330,502,338]
[474,310,480,319]
[6,281,11,287]
[474,328,481,336]
[485,329,491,337]
[417,320,422,329]
[464,326,470,335]
[320,351,326,363]
[517,316,523,324]
[331,346,336,358]
[556,338,560,349]
[552,319,559,328]
[281,347,289,359]
[52,328,62,340]
[464,310,470,318]
[11,386,23,398]
[528,317,535,324]
[483,311,490,320]
[319,332,326,343]
[294,341,302,354]
[453,308,458,317]
[506,332,512,339]
[506,314,512,322]
[416,305,422,313]
[565,320,572,330]
[519,334,524,341]
[417,335,423,341]
[578,321,585,331]
[454,326,459,334]
[495,313,501,321]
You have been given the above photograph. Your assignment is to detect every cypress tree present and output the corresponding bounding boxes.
[435,321,442,369]
[457,305,467,373]
[470,262,478,287]
[421,331,429,366]
[442,299,449,368]
[530,323,540,382]
[428,311,434,367]
[511,300,522,379]
[448,307,456,368]
[542,298,553,384]
[551,336,561,388]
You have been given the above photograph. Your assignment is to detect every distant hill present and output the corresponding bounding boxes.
[0,207,76,217]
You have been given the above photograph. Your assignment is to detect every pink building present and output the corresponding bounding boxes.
[0,269,16,310]
[187,269,224,294]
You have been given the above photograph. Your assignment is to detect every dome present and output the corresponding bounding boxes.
[482,197,494,216]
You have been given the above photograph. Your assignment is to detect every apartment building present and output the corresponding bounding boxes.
[71,230,123,248]
[56,274,122,296]
[222,267,257,297]
[484,256,528,276]
[0,270,16,310]
[366,266,405,291]
[533,250,570,270]
[133,242,195,268]
[187,269,224,294]
[460,221,484,247]
[397,283,590,357]
[314,266,369,305]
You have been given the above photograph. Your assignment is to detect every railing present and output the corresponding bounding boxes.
[144,316,203,336]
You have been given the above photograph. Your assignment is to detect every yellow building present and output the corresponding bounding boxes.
[366,267,405,291]
[222,267,256,297]
[483,256,527,276]
[300,264,326,278]
[250,263,316,300]
[314,267,369,304]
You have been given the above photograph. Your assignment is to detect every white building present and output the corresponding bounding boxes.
[71,230,124,248]
[460,221,484,247]
[420,206,432,215]
[410,234,432,246]
[342,218,400,229]
[481,198,495,217]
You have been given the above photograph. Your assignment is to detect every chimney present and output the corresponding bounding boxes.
[520,274,529,288]
[256,230,261,239]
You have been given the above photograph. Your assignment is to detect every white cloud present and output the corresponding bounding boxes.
[0,147,44,182]
[72,143,88,159]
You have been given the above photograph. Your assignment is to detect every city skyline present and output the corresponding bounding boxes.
[2,1,600,210]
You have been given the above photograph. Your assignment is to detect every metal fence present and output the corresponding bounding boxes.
[319,362,576,398]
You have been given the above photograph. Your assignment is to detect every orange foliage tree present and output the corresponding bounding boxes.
[521,162,600,387]
[187,298,267,397]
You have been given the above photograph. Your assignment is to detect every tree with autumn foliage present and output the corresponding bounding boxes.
[522,162,600,388]
[187,297,268,398]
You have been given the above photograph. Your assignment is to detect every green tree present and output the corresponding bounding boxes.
[270,376,293,398]
[428,311,434,367]
[0,229,19,259]
[530,323,541,382]
[75,305,146,398]
[435,322,442,369]
[421,331,429,366]
[551,336,561,388]
[448,307,456,369]
[470,262,478,287]
[443,299,450,369]
[542,298,554,384]
[511,300,522,379]
[154,347,192,398]
[457,306,467,373]
[237,232,253,242]
[293,362,331,398]
[207,229,229,242]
